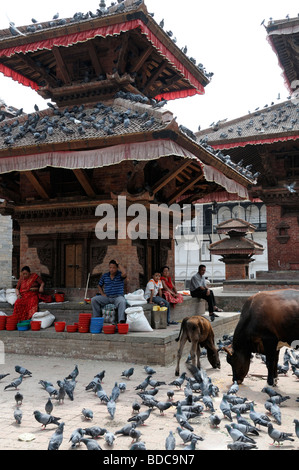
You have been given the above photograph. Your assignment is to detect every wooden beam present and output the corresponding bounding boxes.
[73,169,96,198]
[144,61,168,93]
[17,53,58,87]
[87,42,104,76]
[117,34,129,75]
[130,46,152,73]
[52,47,71,84]
[23,171,50,200]
[168,174,204,204]
[152,160,192,194]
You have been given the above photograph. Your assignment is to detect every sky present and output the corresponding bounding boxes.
[0,0,298,132]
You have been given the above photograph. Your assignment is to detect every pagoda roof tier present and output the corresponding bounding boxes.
[209,236,264,256]
[266,16,299,94]
[216,218,257,235]
[0,96,251,207]
[196,99,299,150]
[0,0,210,106]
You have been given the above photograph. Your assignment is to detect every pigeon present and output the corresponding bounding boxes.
[119,383,127,392]
[167,390,175,401]
[227,441,257,450]
[15,392,23,405]
[0,374,10,381]
[105,432,115,447]
[107,399,116,419]
[144,366,156,375]
[182,439,198,451]
[209,414,222,428]
[132,400,141,414]
[128,408,152,426]
[56,384,66,404]
[264,402,281,425]
[15,366,32,377]
[80,438,102,450]
[4,376,23,390]
[176,427,203,445]
[121,367,134,379]
[165,431,176,450]
[82,408,93,420]
[293,419,299,439]
[284,182,296,193]
[225,424,257,444]
[33,410,61,428]
[115,423,137,436]
[220,396,233,421]
[148,376,166,388]
[69,428,85,448]
[249,403,270,428]
[129,426,142,443]
[65,365,79,381]
[228,381,239,395]
[267,423,294,446]
[48,422,65,450]
[14,408,23,425]
[202,394,215,412]
[267,395,290,406]
[45,398,53,415]
[130,441,146,451]
[155,402,173,415]
[110,382,120,401]
[174,404,194,432]
[135,377,150,391]
[84,426,107,438]
[261,386,282,398]
[231,422,259,437]
[169,373,186,389]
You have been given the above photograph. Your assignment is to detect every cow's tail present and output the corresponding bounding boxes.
[175,317,189,342]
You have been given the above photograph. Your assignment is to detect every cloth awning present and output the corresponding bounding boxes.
[0,139,248,199]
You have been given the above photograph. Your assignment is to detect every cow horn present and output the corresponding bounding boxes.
[223,346,233,356]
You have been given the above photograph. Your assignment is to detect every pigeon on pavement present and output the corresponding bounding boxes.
[4,376,23,390]
[176,427,203,445]
[15,366,32,377]
[48,422,65,450]
[80,438,102,450]
[14,408,23,425]
[267,423,295,446]
[165,431,176,450]
[33,410,61,428]
[121,367,134,379]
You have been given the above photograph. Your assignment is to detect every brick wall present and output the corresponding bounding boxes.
[267,205,299,271]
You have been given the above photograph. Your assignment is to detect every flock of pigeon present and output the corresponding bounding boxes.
[0,94,163,149]
[1,337,299,451]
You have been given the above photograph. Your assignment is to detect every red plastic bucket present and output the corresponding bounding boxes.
[54,293,65,303]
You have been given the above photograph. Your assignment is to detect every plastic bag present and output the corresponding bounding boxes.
[31,311,55,329]
[125,306,153,332]
[125,290,147,307]
[0,289,6,302]
[6,289,17,306]
[102,304,116,324]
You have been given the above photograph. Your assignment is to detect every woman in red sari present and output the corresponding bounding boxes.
[161,266,184,307]
[13,266,45,322]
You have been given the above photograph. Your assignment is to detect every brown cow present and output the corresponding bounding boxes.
[225,289,299,386]
[175,315,221,376]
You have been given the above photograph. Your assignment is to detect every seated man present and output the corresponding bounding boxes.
[190,264,223,322]
[91,260,127,324]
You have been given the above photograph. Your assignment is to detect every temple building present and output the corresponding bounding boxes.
[197,15,299,283]
[0,0,253,295]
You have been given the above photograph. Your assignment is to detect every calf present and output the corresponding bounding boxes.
[225,289,299,386]
[175,315,221,376]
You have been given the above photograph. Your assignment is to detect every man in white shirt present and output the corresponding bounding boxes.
[190,265,223,322]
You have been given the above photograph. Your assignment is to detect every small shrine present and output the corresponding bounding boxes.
[209,218,264,280]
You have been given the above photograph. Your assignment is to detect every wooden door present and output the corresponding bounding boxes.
[65,244,83,287]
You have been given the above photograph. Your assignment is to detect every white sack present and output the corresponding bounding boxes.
[31,311,55,329]
[6,289,17,306]
[125,306,153,332]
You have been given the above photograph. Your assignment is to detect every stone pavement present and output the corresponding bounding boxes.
[0,346,299,451]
